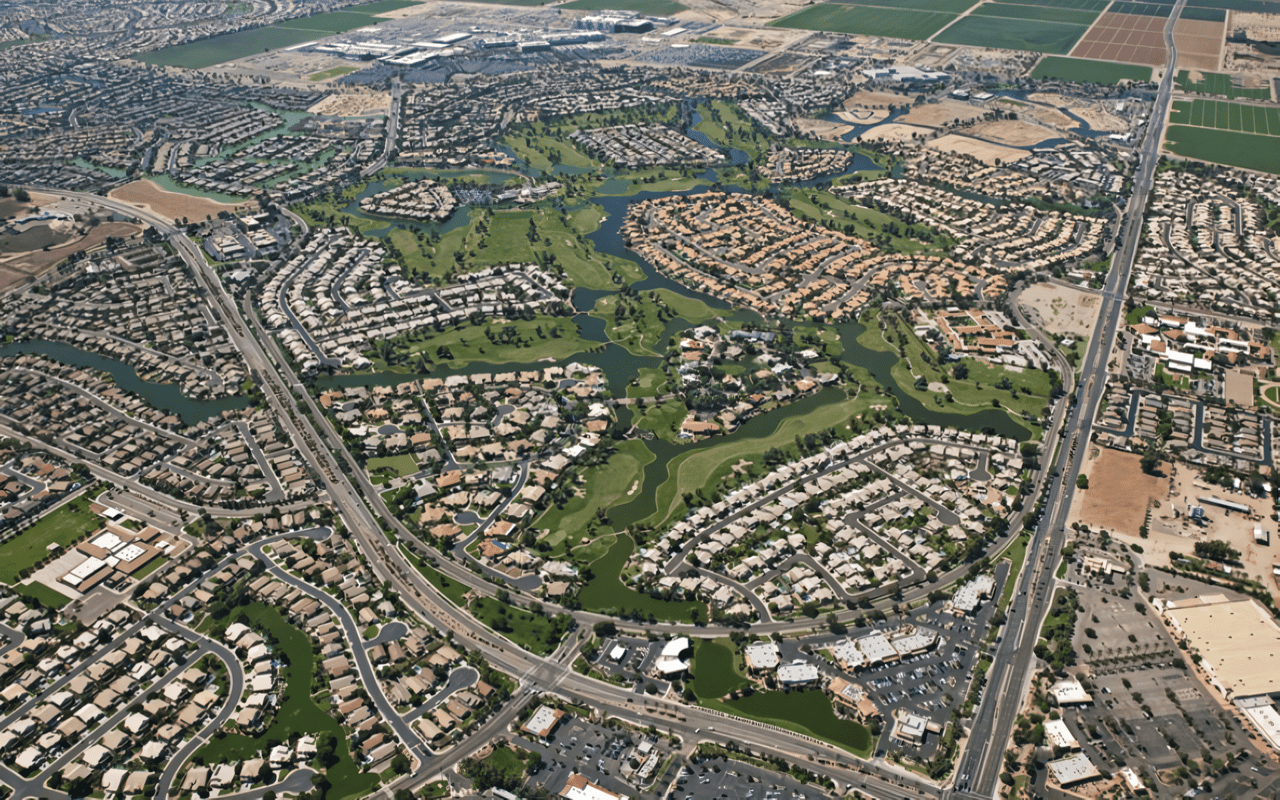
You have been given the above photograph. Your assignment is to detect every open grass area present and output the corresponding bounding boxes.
[785,187,942,254]
[690,638,751,699]
[703,690,873,757]
[589,287,717,357]
[310,66,358,81]
[995,533,1030,612]
[1125,304,1154,324]
[133,26,326,68]
[196,602,378,800]
[933,14,1091,53]
[829,0,974,10]
[859,311,1048,437]
[480,746,541,784]
[130,556,168,581]
[634,396,690,443]
[502,131,596,175]
[369,315,584,373]
[535,440,653,547]
[366,453,419,481]
[577,534,704,622]
[353,0,421,11]
[1175,69,1271,99]
[770,3,958,39]
[560,0,686,11]
[693,99,772,161]
[275,10,384,31]
[400,544,470,606]
[469,596,572,655]
[0,495,101,584]
[1031,56,1152,83]
[1174,98,1280,134]
[17,582,71,609]
[1166,125,1280,174]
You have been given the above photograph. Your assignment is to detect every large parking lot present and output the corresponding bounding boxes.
[675,752,831,800]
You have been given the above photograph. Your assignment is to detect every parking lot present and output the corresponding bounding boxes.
[517,715,653,798]
[674,754,832,800]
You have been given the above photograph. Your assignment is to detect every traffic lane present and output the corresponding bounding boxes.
[403,665,479,723]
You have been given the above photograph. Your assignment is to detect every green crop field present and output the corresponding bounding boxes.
[353,0,420,10]
[134,27,328,68]
[1166,126,1280,173]
[998,0,1109,9]
[275,10,383,31]
[1174,98,1280,135]
[1109,0,1175,13]
[1032,56,1152,83]
[1180,5,1227,19]
[970,3,1100,25]
[0,496,101,584]
[561,0,686,11]
[933,15,1091,52]
[826,0,975,12]
[1169,99,1192,124]
[1184,0,1278,10]
[1176,70,1271,99]
[771,3,958,39]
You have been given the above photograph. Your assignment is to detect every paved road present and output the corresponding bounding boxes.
[404,665,479,723]
[957,4,1188,797]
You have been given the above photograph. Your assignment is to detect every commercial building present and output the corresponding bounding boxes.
[1163,594,1280,699]
[1047,753,1101,787]
[561,774,628,800]
[521,705,565,740]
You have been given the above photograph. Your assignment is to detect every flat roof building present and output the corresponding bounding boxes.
[521,705,566,739]
[744,642,780,672]
[1164,595,1280,699]
[561,774,628,800]
[1047,753,1101,787]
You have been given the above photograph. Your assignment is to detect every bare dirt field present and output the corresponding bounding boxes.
[1223,367,1254,406]
[968,118,1058,147]
[900,99,989,128]
[109,180,246,222]
[832,108,890,125]
[1174,18,1224,71]
[1017,103,1076,130]
[711,26,811,49]
[844,91,915,110]
[1071,12,1168,67]
[796,117,855,140]
[1109,462,1280,583]
[0,221,143,290]
[924,133,1025,164]
[1018,282,1101,338]
[1028,93,1129,132]
[309,91,391,116]
[1071,448,1171,536]
[858,123,933,143]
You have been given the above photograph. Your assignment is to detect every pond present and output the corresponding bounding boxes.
[0,340,252,425]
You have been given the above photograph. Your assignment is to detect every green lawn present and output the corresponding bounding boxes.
[370,315,585,373]
[859,311,1048,437]
[130,556,168,581]
[478,746,540,784]
[0,496,102,584]
[274,10,384,32]
[770,3,958,39]
[535,440,654,548]
[933,14,1091,53]
[366,454,419,480]
[17,582,71,609]
[469,596,571,655]
[690,638,751,699]
[703,690,872,757]
[196,602,378,800]
[1030,56,1151,84]
[590,288,718,357]
[693,100,773,161]
[785,188,939,254]
[1125,304,1153,324]
[310,66,358,81]
[995,533,1030,612]
[353,0,421,11]
[400,544,470,606]
[633,396,690,443]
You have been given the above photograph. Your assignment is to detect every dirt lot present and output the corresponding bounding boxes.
[1018,282,1101,338]
[309,91,390,117]
[1071,447,1171,537]
[844,91,916,110]
[1071,12,1168,67]
[966,119,1056,147]
[1102,462,1280,583]
[832,108,890,125]
[1173,18,1224,72]
[858,123,933,143]
[1028,93,1130,132]
[0,221,143,291]
[1223,367,1254,406]
[900,99,989,128]
[796,117,856,141]
[108,180,246,222]
[704,27,810,49]
[923,133,1025,164]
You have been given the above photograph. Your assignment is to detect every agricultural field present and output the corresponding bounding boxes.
[133,27,329,68]
[560,0,686,11]
[934,15,1091,53]
[826,0,974,11]
[970,2,1100,25]
[997,0,1109,9]
[274,10,386,32]
[1031,55,1152,83]
[1168,97,1280,134]
[770,3,959,39]
[351,0,420,10]
[1165,126,1280,173]
[1175,70,1272,99]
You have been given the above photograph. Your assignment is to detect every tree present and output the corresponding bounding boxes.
[1139,441,1161,474]
[13,187,30,203]
[1076,474,1089,489]
[315,731,338,767]
[593,620,617,638]
[1194,540,1240,562]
